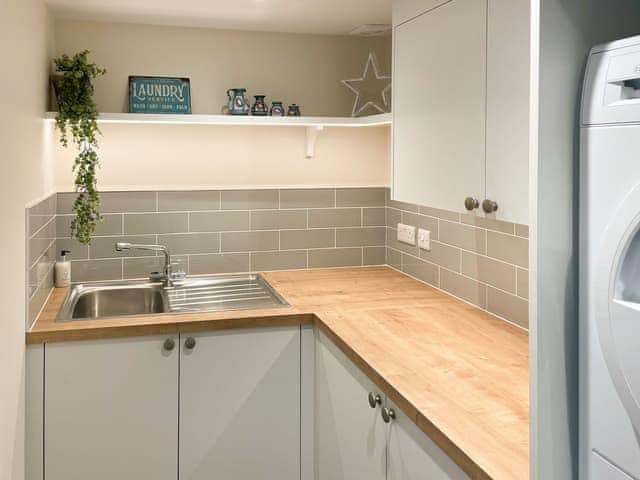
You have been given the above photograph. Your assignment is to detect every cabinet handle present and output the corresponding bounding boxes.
[368,392,382,408]
[464,197,479,211]
[381,407,396,423]
[184,337,197,350]
[163,338,175,351]
[482,199,499,214]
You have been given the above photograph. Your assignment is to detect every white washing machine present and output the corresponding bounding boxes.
[581,35,640,480]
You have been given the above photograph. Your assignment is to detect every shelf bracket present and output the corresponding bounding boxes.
[305,125,325,158]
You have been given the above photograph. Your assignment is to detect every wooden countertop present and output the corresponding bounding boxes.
[28,266,529,480]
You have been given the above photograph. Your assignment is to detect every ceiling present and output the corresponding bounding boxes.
[46,0,392,35]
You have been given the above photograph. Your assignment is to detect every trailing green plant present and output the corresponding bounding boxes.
[53,50,106,245]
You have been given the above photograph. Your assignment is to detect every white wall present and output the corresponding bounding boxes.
[0,1,52,479]
[531,1,640,478]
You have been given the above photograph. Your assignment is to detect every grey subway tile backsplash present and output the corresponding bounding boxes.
[386,190,529,328]
[124,213,188,235]
[221,231,279,252]
[158,190,220,212]
[280,229,335,250]
[363,247,386,266]
[189,211,250,233]
[251,250,307,272]
[308,208,361,228]
[251,210,307,230]
[221,189,279,210]
[29,187,528,331]
[309,248,362,268]
[336,227,386,247]
[336,188,386,207]
[189,253,250,275]
[363,207,386,227]
[280,189,335,208]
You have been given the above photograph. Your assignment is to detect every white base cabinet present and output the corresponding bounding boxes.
[44,336,179,480]
[316,330,469,480]
[179,326,301,480]
[315,331,386,480]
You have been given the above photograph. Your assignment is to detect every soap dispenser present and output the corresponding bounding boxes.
[55,250,71,288]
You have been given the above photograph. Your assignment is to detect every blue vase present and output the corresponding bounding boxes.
[227,88,249,115]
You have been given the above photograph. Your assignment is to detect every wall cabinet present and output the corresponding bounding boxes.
[315,330,469,480]
[44,336,179,480]
[179,327,301,480]
[392,0,530,224]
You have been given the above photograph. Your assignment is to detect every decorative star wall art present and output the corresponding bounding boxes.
[342,52,392,117]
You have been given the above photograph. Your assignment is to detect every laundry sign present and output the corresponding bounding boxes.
[129,76,191,114]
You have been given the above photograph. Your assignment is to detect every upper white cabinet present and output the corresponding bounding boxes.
[485,0,531,224]
[393,0,487,214]
[44,336,179,480]
[179,327,301,480]
[392,0,530,224]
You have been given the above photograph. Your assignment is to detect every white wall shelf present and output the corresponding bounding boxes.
[44,112,391,158]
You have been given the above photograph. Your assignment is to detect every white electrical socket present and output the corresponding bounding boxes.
[418,228,431,251]
[397,223,416,245]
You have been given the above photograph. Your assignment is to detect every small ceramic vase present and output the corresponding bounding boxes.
[287,104,301,117]
[270,101,285,117]
[251,95,269,116]
[227,88,250,115]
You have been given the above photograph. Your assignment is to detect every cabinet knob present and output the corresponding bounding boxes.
[482,199,499,214]
[184,337,197,350]
[464,197,480,211]
[163,338,175,351]
[368,392,382,408]
[381,407,396,423]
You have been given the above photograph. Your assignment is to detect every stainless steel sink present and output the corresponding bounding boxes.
[56,274,288,322]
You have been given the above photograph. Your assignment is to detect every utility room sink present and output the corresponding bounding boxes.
[56,274,288,322]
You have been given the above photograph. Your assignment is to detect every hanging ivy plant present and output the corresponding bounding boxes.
[52,50,106,245]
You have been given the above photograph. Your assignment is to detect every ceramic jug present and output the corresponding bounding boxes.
[227,88,249,115]
[251,95,269,116]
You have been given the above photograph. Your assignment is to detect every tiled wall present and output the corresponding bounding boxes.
[385,193,529,329]
[26,194,57,328]
[56,188,388,284]
[29,187,529,330]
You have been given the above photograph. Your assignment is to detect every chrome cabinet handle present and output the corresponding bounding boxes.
[381,407,396,423]
[163,338,176,351]
[464,197,479,211]
[482,199,499,214]
[184,337,197,350]
[368,392,382,408]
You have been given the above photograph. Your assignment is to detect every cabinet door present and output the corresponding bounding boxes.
[386,399,470,480]
[44,336,179,480]
[393,0,487,212]
[315,330,386,480]
[179,327,301,480]
[485,0,530,224]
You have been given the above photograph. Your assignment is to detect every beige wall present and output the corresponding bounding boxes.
[51,20,392,191]
[52,123,391,191]
[0,1,52,479]
[53,20,392,117]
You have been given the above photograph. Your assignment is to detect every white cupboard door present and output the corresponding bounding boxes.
[386,399,470,480]
[315,330,386,480]
[44,336,179,480]
[393,0,487,212]
[485,0,530,224]
[393,0,451,26]
[179,327,301,480]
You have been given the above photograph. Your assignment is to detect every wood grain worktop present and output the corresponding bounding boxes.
[28,266,529,480]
